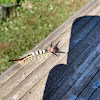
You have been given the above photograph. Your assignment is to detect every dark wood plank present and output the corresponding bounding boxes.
[67,18,100,67]
[71,16,93,37]
[60,66,100,100]
[89,87,100,100]
[71,1,100,37]
[76,71,100,100]
[59,51,100,100]
[69,16,100,51]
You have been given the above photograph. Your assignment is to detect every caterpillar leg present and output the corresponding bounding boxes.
[45,52,51,56]
[18,61,23,65]
[18,58,27,65]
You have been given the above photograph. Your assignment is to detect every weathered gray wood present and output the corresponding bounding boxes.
[0,0,100,100]
[3,39,69,100]
[85,1,100,15]
[0,25,70,100]
[76,71,100,100]
[21,74,49,100]
[7,15,100,100]
[21,54,67,100]
[2,17,100,99]
[0,0,99,88]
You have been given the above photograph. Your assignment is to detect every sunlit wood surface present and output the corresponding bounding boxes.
[0,0,100,100]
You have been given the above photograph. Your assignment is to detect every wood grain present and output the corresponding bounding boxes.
[0,0,100,100]
[0,0,99,88]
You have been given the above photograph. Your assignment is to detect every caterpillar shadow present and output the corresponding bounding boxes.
[43,16,100,100]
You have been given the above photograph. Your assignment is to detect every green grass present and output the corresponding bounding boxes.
[0,0,16,4]
[0,0,90,74]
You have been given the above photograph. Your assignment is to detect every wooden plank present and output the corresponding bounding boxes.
[42,14,98,93]
[22,39,100,100]
[86,2,100,15]
[0,24,70,99]
[2,16,100,99]
[72,2,100,37]
[43,42,100,100]
[24,15,100,100]
[67,17,100,67]
[44,41,100,100]
[60,62,100,100]
[76,71,100,100]
[3,38,70,100]
[71,16,93,37]
[89,87,100,100]
[69,16,100,51]
[0,0,99,87]
[20,15,100,99]
[21,54,67,100]
[34,62,100,100]
[42,20,100,100]
[25,41,100,100]
[22,74,51,100]
[50,47,100,100]
[21,23,100,99]
[20,74,49,100]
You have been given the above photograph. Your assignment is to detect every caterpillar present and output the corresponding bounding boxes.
[9,41,65,64]
[9,49,51,64]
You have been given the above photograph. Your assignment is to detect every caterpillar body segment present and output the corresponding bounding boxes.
[19,49,51,64]
[9,49,51,65]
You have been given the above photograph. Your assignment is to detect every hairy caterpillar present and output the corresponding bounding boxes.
[9,49,51,64]
[9,41,65,64]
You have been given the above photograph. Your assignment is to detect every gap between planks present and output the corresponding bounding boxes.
[0,0,99,88]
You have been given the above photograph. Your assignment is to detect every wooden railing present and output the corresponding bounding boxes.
[0,0,100,100]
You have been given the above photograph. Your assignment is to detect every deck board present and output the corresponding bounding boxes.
[43,42,100,100]
[0,0,100,100]
[0,0,99,87]
[89,87,100,100]
[60,56,100,100]
[43,18,100,100]
[76,71,100,100]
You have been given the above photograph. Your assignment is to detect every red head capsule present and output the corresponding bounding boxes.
[50,48,55,52]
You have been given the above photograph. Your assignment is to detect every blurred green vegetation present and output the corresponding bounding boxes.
[0,0,16,4]
[0,0,90,74]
